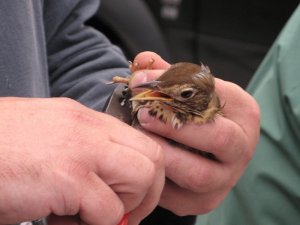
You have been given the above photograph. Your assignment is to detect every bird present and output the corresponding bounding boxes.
[112,62,222,129]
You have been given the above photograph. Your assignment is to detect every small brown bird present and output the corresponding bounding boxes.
[113,62,222,129]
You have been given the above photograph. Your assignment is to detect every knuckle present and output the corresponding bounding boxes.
[244,148,255,164]
[252,103,261,124]
[185,166,215,192]
[137,134,164,168]
[149,141,164,168]
[137,156,162,192]
[211,123,234,153]
[140,159,157,187]
[198,201,220,214]
[62,201,79,215]
[246,98,261,130]
[125,154,157,193]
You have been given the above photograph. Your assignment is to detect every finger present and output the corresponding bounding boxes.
[159,180,228,215]
[142,132,239,216]
[128,156,165,225]
[92,133,165,225]
[78,108,165,168]
[50,171,124,225]
[144,132,229,193]
[65,109,165,216]
[132,51,170,71]
[79,172,124,225]
[102,116,165,165]
[215,78,260,143]
[83,109,163,164]
[129,70,164,89]
[137,108,247,164]
[94,142,161,213]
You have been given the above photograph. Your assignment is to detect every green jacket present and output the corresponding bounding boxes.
[197,4,300,225]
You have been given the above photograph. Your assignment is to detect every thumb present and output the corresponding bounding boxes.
[132,51,170,71]
[129,70,164,89]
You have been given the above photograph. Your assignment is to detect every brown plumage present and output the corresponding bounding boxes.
[113,62,222,129]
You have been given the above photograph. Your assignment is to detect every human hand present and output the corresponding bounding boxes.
[0,97,165,225]
[129,51,260,215]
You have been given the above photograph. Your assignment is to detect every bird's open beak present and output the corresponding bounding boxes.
[130,81,173,101]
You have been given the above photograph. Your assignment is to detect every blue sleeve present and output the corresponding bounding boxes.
[44,0,130,111]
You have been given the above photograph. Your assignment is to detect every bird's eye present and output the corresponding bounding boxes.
[180,89,195,99]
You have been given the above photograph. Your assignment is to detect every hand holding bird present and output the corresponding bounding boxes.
[114,51,260,216]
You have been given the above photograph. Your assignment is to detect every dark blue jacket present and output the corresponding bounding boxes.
[0,0,128,111]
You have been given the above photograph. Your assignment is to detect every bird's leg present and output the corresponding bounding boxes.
[129,60,140,72]
[130,58,155,73]
[111,76,130,85]
[111,58,155,85]
[110,61,134,85]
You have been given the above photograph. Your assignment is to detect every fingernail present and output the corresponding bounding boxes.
[130,71,148,88]
[117,213,129,225]
[137,108,155,125]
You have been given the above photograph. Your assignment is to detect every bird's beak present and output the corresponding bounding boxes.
[131,80,161,89]
[130,81,173,102]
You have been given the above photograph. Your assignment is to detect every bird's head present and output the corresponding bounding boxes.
[130,62,217,113]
